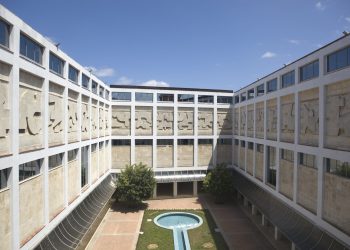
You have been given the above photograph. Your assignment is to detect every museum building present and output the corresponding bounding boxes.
[0,4,349,250]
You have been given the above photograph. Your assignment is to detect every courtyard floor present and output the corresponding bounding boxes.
[86,195,274,250]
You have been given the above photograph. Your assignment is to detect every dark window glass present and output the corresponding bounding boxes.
[92,81,98,94]
[327,46,350,72]
[256,84,265,96]
[234,96,240,104]
[326,158,350,179]
[0,168,10,190]
[0,19,10,48]
[240,93,246,102]
[281,70,295,88]
[81,146,89,187]
[112,140,131,146]
[136,139,152,145]
[106,90,110,100]
[300,60,319,82]
[19,159,42,181]
[267,78,277,93]
[198,139,213,145]
[157,139,173,146]
[68,65,79,83]
[178,139,194,145]
[198,95,214,103]
[234,139,239,145]
[217,96,233,104]
[82,74,89,89]
[299,153,316,168]
[99,86,104,98]
[136,92,153,102]
[267,146,276,187]
[218,138,232,145]
[248,142,254,150]
[68,149,78,162]
[240,141,245,147]
[247,89,254,99]
[157,93,174,102]
[49,53,64,76]
[178,94,194,103]
[91,143,97,152]
[49,153,64,170]
[20,33,43,64]
[112,92,131,101]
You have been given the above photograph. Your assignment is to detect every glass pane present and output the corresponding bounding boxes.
[112,92,131,101]
[178,94,194,103]
[0,20,9,47]
[136,92,153,102]
[82,74,89,88]
[337,48,348,69]
[20,34,43,64]
[327,53,337,72]
[49,53,64,75]
[157,93,174,102]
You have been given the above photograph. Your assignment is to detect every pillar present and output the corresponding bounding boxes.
[274,226,281,241]
[252,205,257,215]
[173,182,177,197]
[262,214,266,226]
[193,181,198,196]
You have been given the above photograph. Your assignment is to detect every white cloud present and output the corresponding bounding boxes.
[289,39,300,45]
[346,17,350,23]
[315,2,325,11]
[85,66,115,77]
[114,76,134,85]
[139,80,170,87]
[261,51,277,59]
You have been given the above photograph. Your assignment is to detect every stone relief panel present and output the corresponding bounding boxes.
[247,105,254,137]
[112,106,131,136]
[19,71,44,152]
[0,62,11,156]
[234,108,239,135]
[0,189,11,250]
[105,106,110,136]
[266,98,277,141]
[239,107,246,136]
[217,108,232,135]
[135,106,153,136]
[281,94,295,143]
[48,166,64,220]
[91,100,98,138]
[325,80,350,151]
[157,107,174,136]
[255,102,264,139]
[178,108,194,135]
[198,108,213,135]
[99,106,105,137]
[68,91,78,143]
[48,83,64,147]
[299,88,319,147]
[81,96,90,141]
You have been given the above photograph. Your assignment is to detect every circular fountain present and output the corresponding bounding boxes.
[154,212,203,250]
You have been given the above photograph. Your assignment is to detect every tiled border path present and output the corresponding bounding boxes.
[87,196,274,250]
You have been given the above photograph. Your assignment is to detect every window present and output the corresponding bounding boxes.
[0,19,10,48]
[91,81,98,94]
[234,139,239,146]
[281,149,294,162]
[299,153,316,168]
[68,149,78,162]
[267,78,277,93]
[240,92,246,102]
[257,144,264,153]
[157,139,173,146]
[234,95,240,104]
[326,158,350,179]
[99,141,104,149]
[248,142,254,150]
[247,89,254,99]
[105,90,110,100]
[68,65,79,83]
[136,139,152,145]
[49,153,64,170]
[136,92,153,102]
[20,33,43,64]
[0,168,10,190]
[327,46,350,72]
[198,139,213,145]
[281,70,295,88]
[19,159,42,181]
[198,95,214,104]
[256,84,264,96]
[267,146,276,187]
[112,92,131,101]
[81,146,89,187]
[300,60,319,82]
[240,140,245,147]
[157,93,174,102]
[49,53,64,76]
[91,143,97,152]
[178,139,194,145]
[82,74,89,89]
[112,140,131,146]
[218,138,232,145]
[178,94,194,103]
[99,86,104,98]
[217,96,233,104]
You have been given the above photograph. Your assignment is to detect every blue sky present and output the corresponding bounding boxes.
[2,0,350,90]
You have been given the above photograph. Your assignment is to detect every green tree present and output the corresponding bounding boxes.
[203,164,234,203]
[115,163,156,207]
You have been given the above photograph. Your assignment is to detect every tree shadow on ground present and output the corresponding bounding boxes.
[109,200,149,213]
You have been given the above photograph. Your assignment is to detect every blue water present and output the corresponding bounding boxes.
[154,213,202,250]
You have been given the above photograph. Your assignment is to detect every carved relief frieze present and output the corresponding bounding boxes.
[135,106,152,135]
[0,62,11,156]
[157,107,174,135]
[81,96,89,140]
[267,99,277,140]
[198,108,213,135]
[99,106,105,136]
[112,106,131,135]
[239,107,246,136]
[281,94,295,143]
[217,108,232,135]
[91,102,98,138]
[48,83,64,146]
[234,108,239,135]
[178,108,194,135]
[247,105,254,137]
[255,102,264,139]
[67,91,78,143]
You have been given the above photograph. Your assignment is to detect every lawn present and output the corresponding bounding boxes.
[136,209,229,250]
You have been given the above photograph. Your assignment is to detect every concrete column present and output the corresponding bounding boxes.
[193,181,198,196]
[262,214,266,226]
[291,242,296,250]
[243,197,248,207]
[252,205,257,215]
[173,182,178,197]
[317,85,325,218]
[274,226,281,241]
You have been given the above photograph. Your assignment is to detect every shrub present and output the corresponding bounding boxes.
[115,163,156,207]
[203,164,234,203]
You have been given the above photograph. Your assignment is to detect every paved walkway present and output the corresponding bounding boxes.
[87,196,274,250]
[86,202,144,250]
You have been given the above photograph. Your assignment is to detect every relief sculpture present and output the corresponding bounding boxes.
[300,100,319,136]
[91,105,98,138]
[240,108,246,136]
[247,106,254,137]
[157,109,173,135]
[198,109,213,135]
[178,109,193,134]
[267,100,277,140]
[48,92,63,145]
[112,107,130,130]
[234,109,239,135]
[281,97,295,143]
[255,103,264,138]
[99,107,104,133]
[81,102,89,139]
[135,107,152,135]
[0,65,10,155]
[67,100,78,142]
[217,109,232,135]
